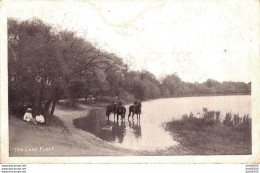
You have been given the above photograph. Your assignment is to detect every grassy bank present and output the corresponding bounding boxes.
[164,110,251,155]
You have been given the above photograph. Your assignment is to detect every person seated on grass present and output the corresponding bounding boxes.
[23,108,37,125]
[35,114,45,124]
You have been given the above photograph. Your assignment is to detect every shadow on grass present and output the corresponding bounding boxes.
[45,115,69,131]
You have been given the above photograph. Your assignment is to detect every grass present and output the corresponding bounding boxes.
[164,108,251,155]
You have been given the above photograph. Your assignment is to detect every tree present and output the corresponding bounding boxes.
[8,18,61,117]
[8,18,114,116]
[161,74,182,96]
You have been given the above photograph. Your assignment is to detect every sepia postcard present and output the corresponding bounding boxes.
[0,0,259,164]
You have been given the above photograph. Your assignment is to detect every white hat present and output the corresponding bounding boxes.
[27,108,32,111]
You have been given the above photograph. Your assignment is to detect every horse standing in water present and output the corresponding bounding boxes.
[128,102,142,120]
[106,104,117,121]
[106,104,126,122]
[115,106,126,122]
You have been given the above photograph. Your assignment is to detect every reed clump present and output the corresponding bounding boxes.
[174,108,251,131]
[164,108,251,154]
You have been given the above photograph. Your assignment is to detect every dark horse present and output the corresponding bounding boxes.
[115,105,126,122]
[128,102,142,120]
[106,104,117,121]
[106,104,126,121]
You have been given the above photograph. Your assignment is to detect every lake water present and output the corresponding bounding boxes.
[74,95,251,151]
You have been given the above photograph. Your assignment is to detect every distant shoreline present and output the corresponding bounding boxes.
[139,93,251,103]
[70,93,251,106]
[155,93,251,100]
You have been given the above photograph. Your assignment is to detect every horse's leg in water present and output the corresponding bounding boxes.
[113,112,115,121]
[106,109,109,121]
[123,111,126,121]
[116,113,119,122]
[129,111,133,120]
[128,107,131,120]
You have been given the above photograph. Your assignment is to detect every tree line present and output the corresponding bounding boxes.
[8,18,251,118]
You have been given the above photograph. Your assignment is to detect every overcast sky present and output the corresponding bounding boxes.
[4,0,258,83]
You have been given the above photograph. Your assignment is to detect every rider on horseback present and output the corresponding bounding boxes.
[112,96,119,106]
[133,97,141,112]
[128,97,142,120]
[117,97,124,111]
[112,96,124,112]
[118,97,123,107]
[133,97,139,106]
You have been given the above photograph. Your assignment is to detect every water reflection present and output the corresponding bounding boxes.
[73,107,177,150]
[111,120,126,143]
[129,120,141,139]
[74,110,131,144]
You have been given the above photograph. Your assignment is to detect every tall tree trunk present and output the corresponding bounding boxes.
[50,100,57,116]
[39,76,45,113]
[43,99,52,115]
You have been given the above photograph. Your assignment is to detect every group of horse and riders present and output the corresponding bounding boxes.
[106,96,142,122]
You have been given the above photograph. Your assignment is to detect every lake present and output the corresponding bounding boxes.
[74,95,251,151]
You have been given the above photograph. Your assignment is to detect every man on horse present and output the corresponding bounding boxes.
[116,96,124,112]
[133,97,141,111]
[112,96,119,106]
[113,96,126,121]
[112,96,124,112]
[133,97,139,106]
[128,97,142,120]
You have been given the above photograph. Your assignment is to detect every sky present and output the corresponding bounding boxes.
[4,0,258,83]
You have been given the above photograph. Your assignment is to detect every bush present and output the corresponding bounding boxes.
[216,111,220,123]
[223,113,233,127]
[233,114,242,126]
[222,113,251,135]
[242,114,251,129]
[202,111,216,126]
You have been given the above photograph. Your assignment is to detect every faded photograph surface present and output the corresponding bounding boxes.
[4,0,258,159]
